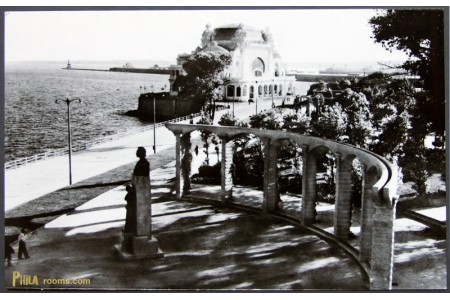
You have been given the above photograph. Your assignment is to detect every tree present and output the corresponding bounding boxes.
[370,9,445,138]
[282,112,311,135]
[249,111,282,130]
[178,51,232,121]
[337,89,374,149]
[218,112,248,127]
[312,103,348,142]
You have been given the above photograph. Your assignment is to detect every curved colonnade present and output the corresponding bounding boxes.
[165,123,399,290]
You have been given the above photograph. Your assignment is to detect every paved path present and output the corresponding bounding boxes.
[4,158,368,291]
[5,96,286,212]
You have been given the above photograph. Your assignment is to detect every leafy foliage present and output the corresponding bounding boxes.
[282,112,311,135]
[177,51,232,121]
[218,112,248,127]
[311,103,348,142]
[370,9,445,136]
[249,111,282,130]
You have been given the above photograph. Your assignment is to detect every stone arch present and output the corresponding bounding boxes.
[236,86,241,97]
[272,137,304,215]
[227,85,235,98]
[334,154,364,240]
[252,57,265,76]
[224,133,265,207]
[181,128,221,197]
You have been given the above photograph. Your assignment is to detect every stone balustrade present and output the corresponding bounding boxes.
[165,123,399,290]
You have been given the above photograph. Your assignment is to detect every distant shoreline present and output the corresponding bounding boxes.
[62,66,362,82]
[288,73,364,82]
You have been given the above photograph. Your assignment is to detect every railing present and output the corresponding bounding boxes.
[5,107,228,170]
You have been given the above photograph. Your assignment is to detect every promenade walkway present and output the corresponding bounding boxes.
[5,153,369,290]
[4,96,285,212]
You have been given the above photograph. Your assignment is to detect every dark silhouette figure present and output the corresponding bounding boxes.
[5,242,14,266]
[18,229,30,260]
[124,185,137,234]
[194,145,199,156]
[133,147,150,176]
[215,146,220,162]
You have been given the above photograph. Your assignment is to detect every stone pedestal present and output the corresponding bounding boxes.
[115,237,164,260]
[115,175,164,260]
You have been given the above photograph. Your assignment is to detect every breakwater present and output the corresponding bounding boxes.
[62,67,108,72]
[110,67,171,75]
[63,67,171,75]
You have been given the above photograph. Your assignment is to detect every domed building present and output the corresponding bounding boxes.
[170,23,296,102]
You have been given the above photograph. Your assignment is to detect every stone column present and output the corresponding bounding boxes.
[220,135,233,203]
[181,132,192,196]
[263,138,279,213]
[115,175,164,260]
[301,145,317,224]
[370,202,397,290]
[174,131,181,199]
[359,165,378,264]
[334,153,353,240]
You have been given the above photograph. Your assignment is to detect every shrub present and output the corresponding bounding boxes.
[191,162,221,185]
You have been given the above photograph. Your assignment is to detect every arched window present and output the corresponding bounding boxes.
[249,85,254,98]
[237,86,241,97]
[252,58,265,77]
[227,85,235,97]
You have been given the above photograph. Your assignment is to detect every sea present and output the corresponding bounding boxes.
[4,61,313,162]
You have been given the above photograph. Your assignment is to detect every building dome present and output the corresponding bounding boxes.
[212,23,266,51]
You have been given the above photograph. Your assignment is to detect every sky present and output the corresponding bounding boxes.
[4,8,410,67]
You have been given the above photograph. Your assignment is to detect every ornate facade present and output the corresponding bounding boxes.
[170,23,296,101]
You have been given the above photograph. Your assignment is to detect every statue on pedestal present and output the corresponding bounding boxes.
[115,147,164,260]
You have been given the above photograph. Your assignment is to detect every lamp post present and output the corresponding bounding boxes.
[271,79,275,108]
[151,85,156,154]
[255,81,258,114]
[55,97,82,185]
[232,85,235,117]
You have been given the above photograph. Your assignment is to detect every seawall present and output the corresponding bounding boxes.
[137,93,204,121]
[110,67,171,75]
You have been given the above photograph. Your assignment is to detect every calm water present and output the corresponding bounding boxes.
[4,61,170,161]
[4,61,313,162]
